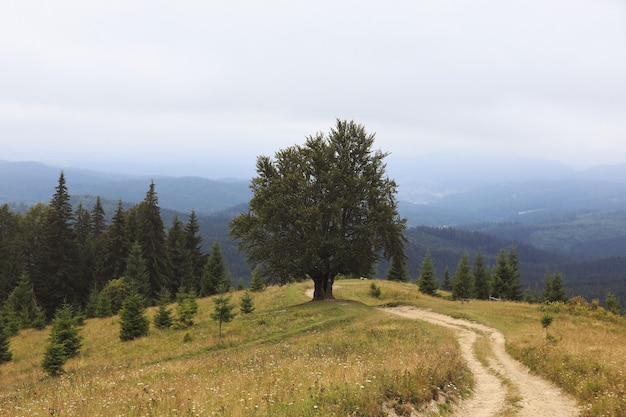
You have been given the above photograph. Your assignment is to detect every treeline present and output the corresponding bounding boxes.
[0,173,240,334]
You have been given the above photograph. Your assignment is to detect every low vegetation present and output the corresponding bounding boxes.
[2,280,624,416]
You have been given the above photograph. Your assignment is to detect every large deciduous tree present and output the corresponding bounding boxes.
[230,120,406,300]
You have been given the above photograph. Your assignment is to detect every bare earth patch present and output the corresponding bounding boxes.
[381,306,580,417]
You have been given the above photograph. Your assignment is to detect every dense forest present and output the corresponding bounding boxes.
[1,173,624,335]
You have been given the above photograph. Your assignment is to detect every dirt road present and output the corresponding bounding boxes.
[382,306,580,417]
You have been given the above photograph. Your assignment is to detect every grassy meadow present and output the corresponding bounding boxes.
[2,279,625,416]
[1,281,469,417]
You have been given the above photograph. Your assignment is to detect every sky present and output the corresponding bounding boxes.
[1,0,625,179]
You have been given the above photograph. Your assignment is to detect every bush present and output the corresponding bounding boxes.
[369,282,382,298]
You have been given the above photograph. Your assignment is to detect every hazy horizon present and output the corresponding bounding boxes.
[2,1,625,179]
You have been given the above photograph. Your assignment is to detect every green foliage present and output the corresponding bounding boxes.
[452,253,473,300]
[229,119,406,300]
[417,252,438,296]
[49,303,82,359]
[41,342,67,377]
[540,313,554,339]
[369,282,382,298]
[239,290,255,314]
[492,247,522,301]
[153,288,173,330]
[124,241,151,302]
[119,294,150,341]
[137,181,170,298]
[210,288,236,338]
[167,216,194,294]
[249,267,266,292]
[200,241,231,297]
[99,277,130,315]
[543,272,567,303]
[387,253,409,282]
[41,303,82,375]
[3,273,46,330]
[0,318,12,364]
[605,291,621,316]
[174,289,199,329]
[472,251,491,300]
[441,266,452,291]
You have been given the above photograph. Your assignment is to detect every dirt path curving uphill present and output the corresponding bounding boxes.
[381,306,580,416]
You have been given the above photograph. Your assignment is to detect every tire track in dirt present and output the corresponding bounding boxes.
[381,306,580,417]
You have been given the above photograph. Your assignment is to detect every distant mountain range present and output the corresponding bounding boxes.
[1,158,625,304]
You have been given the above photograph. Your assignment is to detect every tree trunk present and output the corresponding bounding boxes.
[312,274,335,300]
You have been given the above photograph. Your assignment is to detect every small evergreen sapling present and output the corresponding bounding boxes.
[239,290,255,314]
[42,303,82,376]
[249,267,266,292]
[211,287,236,338]
[174,289,198,329]
[119,293,150,341]
[153,288,173,330]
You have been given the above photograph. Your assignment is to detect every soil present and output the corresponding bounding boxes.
[381,306,580,417]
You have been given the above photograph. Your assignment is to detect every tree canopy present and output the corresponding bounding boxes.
[230,120,406,300]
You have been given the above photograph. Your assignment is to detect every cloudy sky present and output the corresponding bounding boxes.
[1,0,625,179]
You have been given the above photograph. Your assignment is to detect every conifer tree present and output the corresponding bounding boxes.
[137,182,170,298]
[3,273,46,330]
[492,247,522,301]
[200,242,231,296]
[185,211,206,292]
[42,341,66,376]
[387,253,409,282]
[249,267,266,292]
[239,290,255,314]
[119,293,150,341]
[605,291,621,315]
[473,251,491,300]
[103,201,129,284]
[34,172,79,317]
[0,318,12,364]
[153,288,173,329]
[211,287,236,338]
[74,204,95,304]
[441,266,452,291]
[125,241,151,302]
[167,216,193,293]
[91,196,106,237]
[543,272,567,303]
[452,253,473,300]
[48,303,82,359]
[417,251,438,296]
[174,288,198,329]
[0,204,21,303]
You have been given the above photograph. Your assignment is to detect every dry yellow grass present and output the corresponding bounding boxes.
[0,282,469,417]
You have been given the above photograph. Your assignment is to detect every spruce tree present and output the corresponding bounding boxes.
[167,216,193,293]
[174,288,199,329]
[387,253,408,282]
[211,287,236,338]
[137,182,170,298]
[91,196,106,237]
[200,242,231,296]
[48,303,82,359]
[492,247,522,301]
[103,200,129,284]
[417,252,438,296]
[473,251,491,300]
[441,266,452,291]
[153,288,173,329]
[42,342,67,376]
[185,211,206,292]
[249,267,266,292]
[34,172,79,317]
[543,272,567,303]
[119,293,150,341]
[239,290,255,314]
[452,253,473,300]
[124,241,151,302]
[0,318,12,364]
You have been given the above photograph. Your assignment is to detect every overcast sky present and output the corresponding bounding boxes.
[1,0,625,179]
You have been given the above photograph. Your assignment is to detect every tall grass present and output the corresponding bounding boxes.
[1,283,469,416]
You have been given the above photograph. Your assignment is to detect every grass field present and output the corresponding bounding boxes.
[1,279,625,416]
